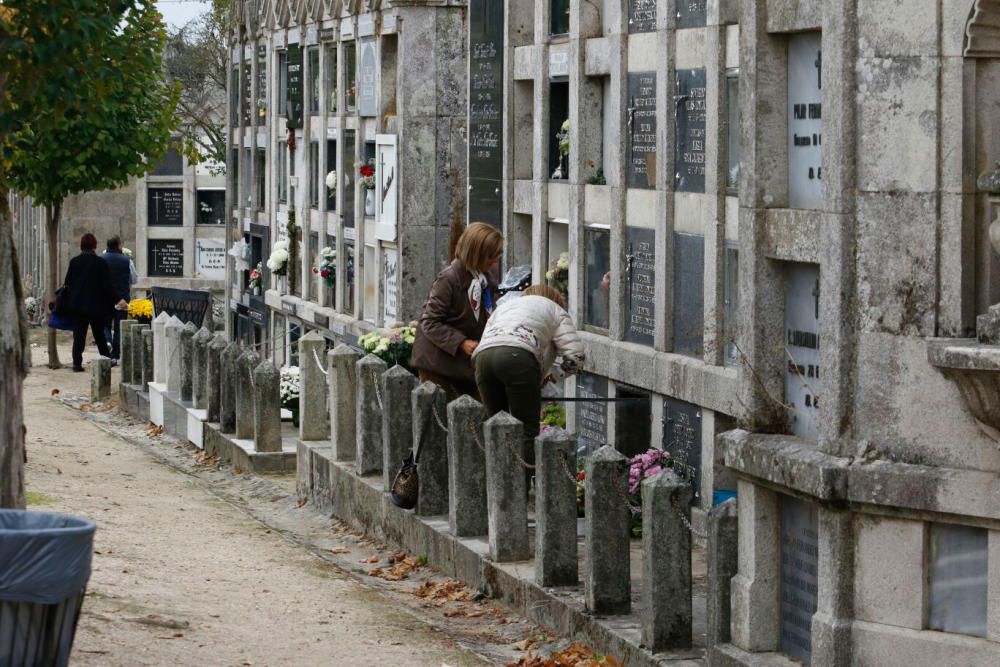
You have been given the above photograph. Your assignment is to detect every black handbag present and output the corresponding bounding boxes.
[53,286,71,318]
[390,409,432,510]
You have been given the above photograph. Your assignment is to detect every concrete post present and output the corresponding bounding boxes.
[412,382,449,516]
[191,327,213,409]
[91,357,112,402]
[152,312,171,384]
[141,329,154,392]
[485,411,530,561]
[220,341,241,433]
[206,334,227,422]
[179,322,197,402]
[355,354,388,475]
[253,360,283,453]
[707,498,738,656]
[130,323,148,385]
[164,318,184,392]
[329,344,361,461]
[382,365,417,490]
[119,319,137,384]
[641,470,693,650]
[298,332,330,440]
[447,395,488,537]
[235,348,256,439]
[585,445,630,614]
[535,428,578,587]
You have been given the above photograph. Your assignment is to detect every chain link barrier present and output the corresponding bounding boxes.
[311,348,329,377]
[369,369,384,411]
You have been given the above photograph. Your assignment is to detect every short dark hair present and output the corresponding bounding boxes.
[107,235,121,250]
[80,233,97,251]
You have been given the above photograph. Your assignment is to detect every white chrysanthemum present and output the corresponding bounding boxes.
[325,170,337,190]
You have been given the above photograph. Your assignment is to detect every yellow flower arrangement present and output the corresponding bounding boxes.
[128,299,154,320]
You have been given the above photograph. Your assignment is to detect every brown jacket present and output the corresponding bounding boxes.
[411,259,497,384]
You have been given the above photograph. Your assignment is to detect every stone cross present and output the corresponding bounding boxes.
[707,498,738,654]
[130,323,148,385]
[381,365,417,490]
[152,312,171,384]
[585,445,630,614]
[164,318,184,393]
[535,428,578,587]
[191,327,213,409]
[179,322,198,402]
[141,329,154,392]
[485,411,530,561]
[329,344,361,462]
[447,395,488,537]
[297,332,329,441]
[206,334,228,423]
[235,348,256,439]
[90,357,112,402]
[219,341,242,433]
[412,382,449,517]
[641,470,693,650]
[355,354,388,476]
[252,360,283,453]
[119,319,138,384]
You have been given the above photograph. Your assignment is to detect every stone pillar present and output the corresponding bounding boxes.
[179,322,197,402]
[235,348,256,439]
[191,327,213,409]
[641,470,693,651]
[206,334,227,423]
[412,382,449,516]
[485,411,529,561]
[730,479,780,651]
[329,344,361,461]
[382,365,417,489]
[298,332,329,440]
[164,318,184,392]
[141,329,154,392]
[585,445,630,614]
[252,360,282,453]
[90,357,111,401]
[220,341,241,433]
[355,354,388,475]
[707,498,739,656]
[152,312,171,384]
[130,323,147,385]
[119,319,137,383]
[535,428,577,587]
[447,395,488,537]
[811,507,855,667]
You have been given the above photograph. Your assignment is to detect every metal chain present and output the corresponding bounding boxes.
[431,403,449,434]
[462,416,535,470]
[671,494,708,539]
[311,348,329,376]
[557,450,583,489]
[611,472,641,516]
[466,421,485,451]
[369,369,383,411]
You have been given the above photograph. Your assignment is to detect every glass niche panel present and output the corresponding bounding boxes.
[325,139,337,211]
[196,189,225,225]
[784,262,820,440]
[726,70,740,192]
[277,142,288,204]
[583,227,610,330]
[788,33,823,209]
[344,242,356,313]
[345,42,357,112]
[548,81,569,180]
[928,523,988,637]
[308,46,320,115]
[325,47,337,113]
[256,50,267,125]
[309,141,319,209]
[546,221,569,305]
[254,148,266,210]
[550,0,570,36]
[779,494,818,665]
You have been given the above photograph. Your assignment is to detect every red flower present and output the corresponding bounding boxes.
[320,269,329,278]
[312,267,318,274]
[359,165,374,178]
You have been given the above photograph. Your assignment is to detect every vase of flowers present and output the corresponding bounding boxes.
[626,448,693,537]
[128,298,154,324]
[359,160,376,216]
[552,118,569,180]
[279,365,300,427]
[358,324,417,372]
[23,296,39,325]
[313,246,336,288]
[249,262,263,295]
[545,251,570,301]
[325,170,337,201]
[267,239,290,278]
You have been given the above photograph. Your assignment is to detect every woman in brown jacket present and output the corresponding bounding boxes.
[410,223,504,400]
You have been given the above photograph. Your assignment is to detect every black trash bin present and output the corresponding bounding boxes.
[0,510,96,667]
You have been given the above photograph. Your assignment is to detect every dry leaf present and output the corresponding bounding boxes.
[295,497,307,508]
[50,388,60,396]
[330,546,349,554]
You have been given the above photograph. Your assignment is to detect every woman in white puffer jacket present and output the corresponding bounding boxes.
[472,284,585,467]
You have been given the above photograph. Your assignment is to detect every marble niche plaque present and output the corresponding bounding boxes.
[575,373,608,455]
[148,239,184,278]
[628,0,656,33]
[675,69,707,193]
[625,227,655,346]
[148,188,183,226]
[677,0,708,29]
[343,129,356,230]
[779,494,818,665]
[788,33,823,209]
[661,397,701,503]
[382,246,399,325]
[627,72,657,189]
[784,262,820,441]
[357,38,377,117]
[673,232,704,358]
[468,0,504,230]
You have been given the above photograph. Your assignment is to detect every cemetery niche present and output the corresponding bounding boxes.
[148,239,184,278]
[788,33,822,209]
[784,263,820,441]
[628,0,656,34]
[148,188,183,226]
[627,73,657,189]
[661,397,701,504]
[675,69,707,194]
[625,227,655,346]
[575,373,608,455]
[673,232,705,358]
[778,495,818,665]
[677,0,707,29]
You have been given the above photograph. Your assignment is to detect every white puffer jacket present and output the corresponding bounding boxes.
[473,295,585,381]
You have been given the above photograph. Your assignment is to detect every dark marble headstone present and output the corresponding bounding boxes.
[662,397,702,503]
[673,232,704,358]
[575,373,608,455]
[625,227,655,346]
[779,495,818,665]
[677,0,708,29]
[675,68,707,193]
[344,130,355,229]
[148,239,184,278]
[614,386,650,458]
[286,43,304,127]
[628,0,656,33]
[469,0,504,230]
[148,188,183,226]
[151,145,183,176]
[627,72,657,189]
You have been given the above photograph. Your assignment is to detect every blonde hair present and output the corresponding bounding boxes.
[454,222,504,273]
[523,284,566,310]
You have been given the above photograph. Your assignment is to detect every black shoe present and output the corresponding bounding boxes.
[72,366,85,373]
[109,358,119,368]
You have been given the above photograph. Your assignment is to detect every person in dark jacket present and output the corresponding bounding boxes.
[410,222,503,400]
[102,235,135,360]
[63,233,116,371]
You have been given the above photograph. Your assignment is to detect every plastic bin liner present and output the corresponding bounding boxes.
[0,511,96,605]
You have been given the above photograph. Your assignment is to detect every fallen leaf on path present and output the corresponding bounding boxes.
[413,580,474,604]
[361,555,379,563]
[147,425,163,437]
[51,388,60,396]
[330,546,349,554]
[444,608,484,618]
[505,642,619,667]
[296,497,307,508]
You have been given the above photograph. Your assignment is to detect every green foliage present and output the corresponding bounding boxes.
[540,402,567,428]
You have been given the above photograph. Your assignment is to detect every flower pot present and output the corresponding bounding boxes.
[364,189,375,216]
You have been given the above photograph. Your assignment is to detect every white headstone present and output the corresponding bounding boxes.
[152,312,171,384]
[382,247,398,325]
[195,239,226,280]
[164,316,185,393]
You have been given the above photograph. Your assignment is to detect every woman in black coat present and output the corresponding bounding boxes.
[63,233,115,371]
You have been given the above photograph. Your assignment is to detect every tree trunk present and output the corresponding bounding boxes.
[0,189,28,509]
[46,201,62,369]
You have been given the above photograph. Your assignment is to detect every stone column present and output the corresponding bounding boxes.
[141,329,154,392]
[447,395,488,537]
[220,341,241,433]
[191,327,213,409]
[130,323,147,385]
[152,312,171,384]
[179,322,197,402]
[252,360,282,453]
[329,344,361,461]
[235,348,256,439]
[485,411,530,561]
[707,498,739,656]
[382,365,417,489]
[730,479,780,651]
[413,382,449,516]
[641,470,693,651]
[355,355,388,475]
[206,334,227,422]
[585,445,630,614]
[119,319,137,383]
[164,318,184,393]
[811,507,855,667]
[535,428,577,587]
[90,357,111,402]
[298,332,329,441]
